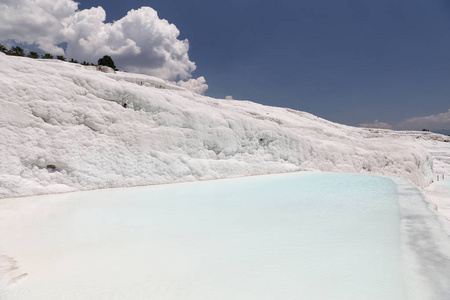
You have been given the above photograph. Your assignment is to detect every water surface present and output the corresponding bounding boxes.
[0,172,447,299]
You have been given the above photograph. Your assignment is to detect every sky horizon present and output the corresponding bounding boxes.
[0,0,449,132]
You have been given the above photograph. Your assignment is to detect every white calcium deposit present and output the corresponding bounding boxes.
[1,52,448,200]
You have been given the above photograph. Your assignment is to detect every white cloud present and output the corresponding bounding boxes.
[0,0,77,55]
[0,1,197,80]
[225,95,233,100]
[396,109,450,131]
[359,120,393,130]
[359,110,450,131]
[175,76,208,94]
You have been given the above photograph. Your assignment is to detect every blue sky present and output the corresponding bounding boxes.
[1,0,449,130]
[78,0,450,129]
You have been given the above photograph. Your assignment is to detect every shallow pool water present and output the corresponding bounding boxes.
[0,172,449,299]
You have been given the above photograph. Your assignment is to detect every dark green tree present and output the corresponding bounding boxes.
[69,58,78,63]
[0,44,7,53]
[27,51,39,58]
[10,46,25,56]
[98,55,116,70]
[56,55,66,61]
[41,53,54,59]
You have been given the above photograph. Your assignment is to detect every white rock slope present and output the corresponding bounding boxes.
[0,53,441,198]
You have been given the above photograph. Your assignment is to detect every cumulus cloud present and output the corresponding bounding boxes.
[175,76,208,95]
[0,0,198,80]
[359,120,393,130]
[396,109,450,131]
[0,0,77,54]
